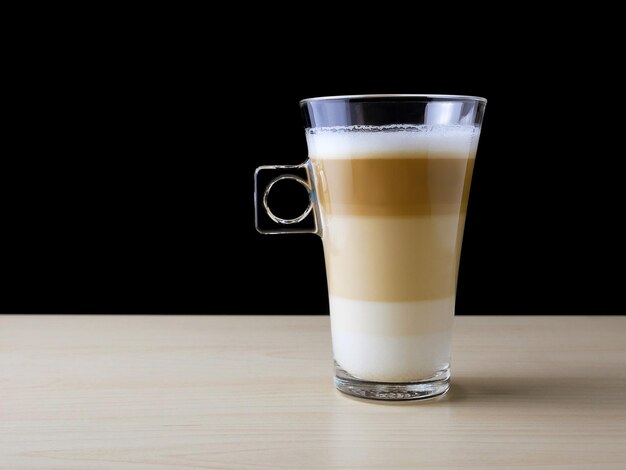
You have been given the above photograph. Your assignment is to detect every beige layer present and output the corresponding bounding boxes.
[322,214,463,302]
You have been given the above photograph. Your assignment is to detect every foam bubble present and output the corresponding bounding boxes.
[306,124,479,159]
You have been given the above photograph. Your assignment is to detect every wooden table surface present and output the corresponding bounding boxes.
[1,315,625,469]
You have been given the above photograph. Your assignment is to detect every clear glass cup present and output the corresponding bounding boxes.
[255,95,486,400]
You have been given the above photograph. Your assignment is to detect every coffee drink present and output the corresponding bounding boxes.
[307,125,478,382]
[256,95,486,400]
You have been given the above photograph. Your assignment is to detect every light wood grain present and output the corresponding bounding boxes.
[1,315,625,469]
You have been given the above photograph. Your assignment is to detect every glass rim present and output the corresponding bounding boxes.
[300,94,487,104]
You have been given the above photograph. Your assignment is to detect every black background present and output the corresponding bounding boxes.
[2,21,624,314]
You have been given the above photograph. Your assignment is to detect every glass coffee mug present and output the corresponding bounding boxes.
[255,95,486,400]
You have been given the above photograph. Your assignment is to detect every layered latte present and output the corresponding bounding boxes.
[307,125,479,382]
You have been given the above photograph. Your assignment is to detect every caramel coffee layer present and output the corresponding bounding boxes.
[311,154,474,217]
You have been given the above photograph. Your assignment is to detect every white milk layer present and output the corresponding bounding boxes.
[330,296,454,382]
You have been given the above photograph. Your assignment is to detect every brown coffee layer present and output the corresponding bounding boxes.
[311,154,474,216]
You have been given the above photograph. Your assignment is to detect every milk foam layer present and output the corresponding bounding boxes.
[306,125,479,159]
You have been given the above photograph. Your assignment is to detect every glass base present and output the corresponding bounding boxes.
[334,363,450,401]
